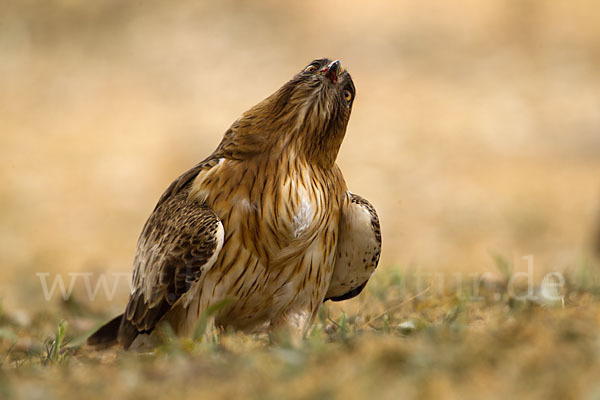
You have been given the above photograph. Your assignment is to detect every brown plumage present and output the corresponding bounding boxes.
[87,59,381,349]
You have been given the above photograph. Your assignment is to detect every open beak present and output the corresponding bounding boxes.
[320,60,343,84]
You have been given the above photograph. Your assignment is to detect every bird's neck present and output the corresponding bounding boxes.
[222,95,347,169]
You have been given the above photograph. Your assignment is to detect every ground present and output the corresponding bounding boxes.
[2,264,600,399]
[2,1,600,399]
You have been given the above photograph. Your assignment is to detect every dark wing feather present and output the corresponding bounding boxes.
[118,193,223,348]
[87,158,226,350]
[114,159,224,349]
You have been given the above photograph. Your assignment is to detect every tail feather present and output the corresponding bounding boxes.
[87,314,123,348]
[118,317,144,350]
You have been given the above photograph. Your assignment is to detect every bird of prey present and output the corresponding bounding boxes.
[88,59,381,349]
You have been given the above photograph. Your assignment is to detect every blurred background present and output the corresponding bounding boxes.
[1,0,599,313]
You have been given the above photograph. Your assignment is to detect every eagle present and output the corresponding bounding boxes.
[88,59,381,349]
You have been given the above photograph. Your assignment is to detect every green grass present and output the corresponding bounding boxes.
[2,265,600,399]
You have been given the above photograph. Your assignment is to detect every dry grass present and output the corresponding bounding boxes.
[3,267,600,399]
[1,0,600,398]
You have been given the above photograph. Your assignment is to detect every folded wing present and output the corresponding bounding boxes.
[88,160,224,349]
[325,193,381,302]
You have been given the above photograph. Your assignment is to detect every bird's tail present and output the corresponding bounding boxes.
[87,314,123,349]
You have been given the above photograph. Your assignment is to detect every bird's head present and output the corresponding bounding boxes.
[224,58,356,168]
[284,58,356,122]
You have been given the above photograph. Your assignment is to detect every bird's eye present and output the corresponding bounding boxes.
[344,89,353,102]
[305,65,317,73]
